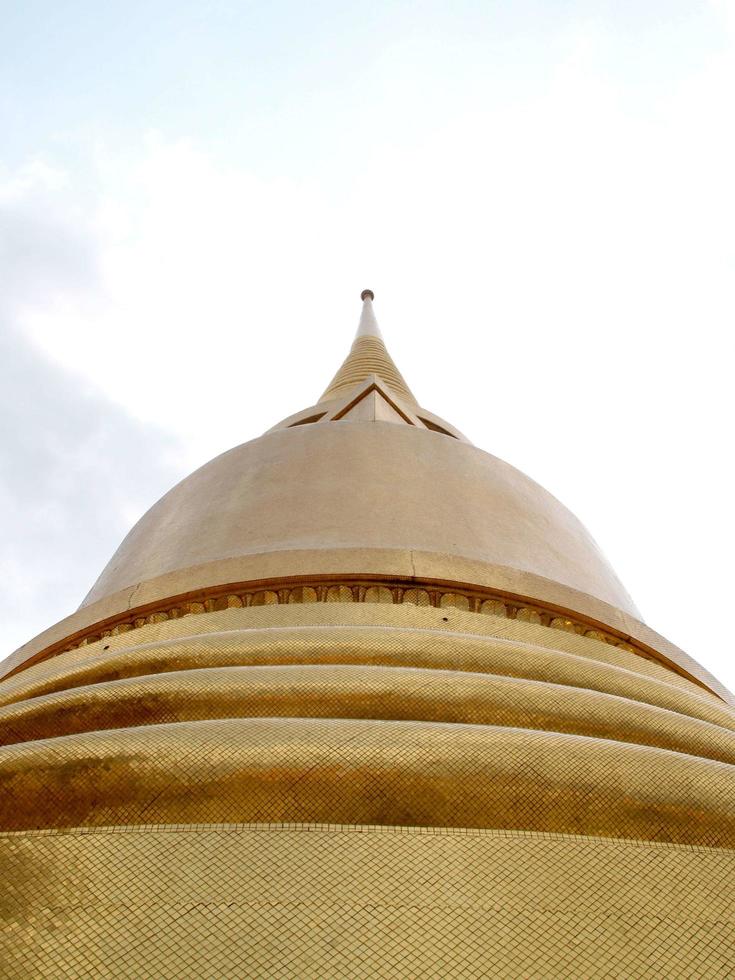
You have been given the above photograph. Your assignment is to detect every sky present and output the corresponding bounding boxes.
[1,0,733,691]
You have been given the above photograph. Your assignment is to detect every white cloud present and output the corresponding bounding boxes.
[0,167,181,655]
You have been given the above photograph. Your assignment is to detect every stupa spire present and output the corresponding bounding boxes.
[355,289,383,340]
[319,289,417,404]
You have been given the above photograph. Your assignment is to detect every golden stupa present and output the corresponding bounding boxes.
[1,292,734,977]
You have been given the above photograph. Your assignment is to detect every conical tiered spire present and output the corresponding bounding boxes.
[320,290,417,404]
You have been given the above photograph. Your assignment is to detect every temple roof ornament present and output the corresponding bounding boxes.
[320,290,417,405]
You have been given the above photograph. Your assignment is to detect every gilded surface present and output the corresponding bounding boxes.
[2,823,734,978]
[320,334,417,404]
[34,574,696,689]
[77,421,643,619]
[3,300,734,975]
[2,604,735,974]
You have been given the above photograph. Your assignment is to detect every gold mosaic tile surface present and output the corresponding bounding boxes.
[2,604,734,974]
[2,823,734,978]
[39,575,680,686]
[3,663,735,764]
[3,713,735,843]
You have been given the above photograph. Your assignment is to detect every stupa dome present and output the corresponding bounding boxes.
[82,419,638,618]
[80,290,635,616]
[84,290,637,616]
[3,291,734,977]
[2,292,725,701]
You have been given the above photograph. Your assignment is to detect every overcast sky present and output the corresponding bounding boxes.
[1,0,733,692]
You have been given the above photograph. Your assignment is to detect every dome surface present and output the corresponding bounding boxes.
[83,421,639,617]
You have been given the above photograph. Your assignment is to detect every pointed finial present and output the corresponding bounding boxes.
[356,289,382,340]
